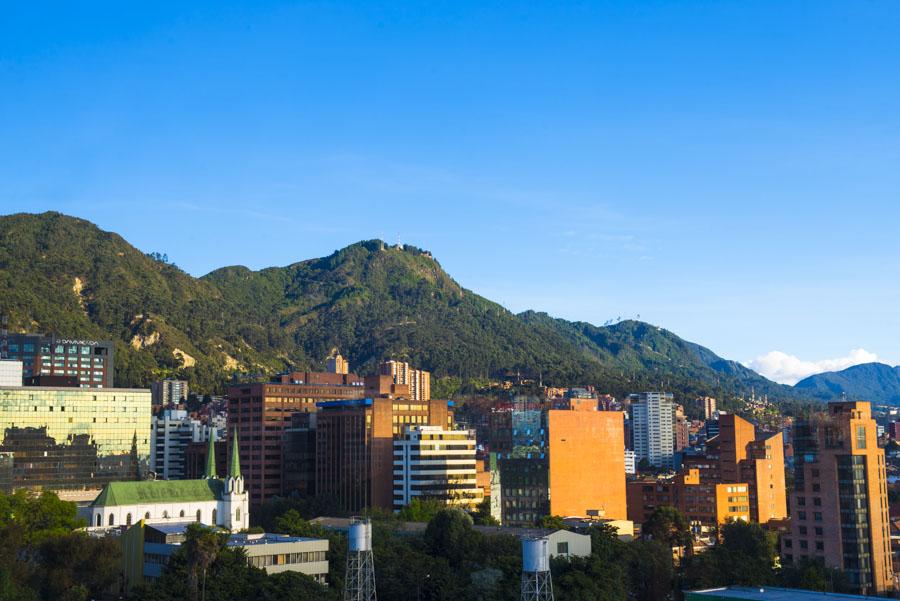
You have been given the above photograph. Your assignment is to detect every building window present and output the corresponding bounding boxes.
[108,514,115,526]
[856,426,867,449]
[212,509,217,524]
[179,510,185,518]
[236,508,241,522]
[126,513,132,526]
[557,541,569,555]
[196,510,202,522]
[145,512,151,520]
[96,514,101,527]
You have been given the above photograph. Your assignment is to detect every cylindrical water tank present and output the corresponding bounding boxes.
[349,521,372,552]
[522,537,549,573]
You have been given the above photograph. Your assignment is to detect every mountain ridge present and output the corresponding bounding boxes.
[794,362,900,404]
[1,211,802,408]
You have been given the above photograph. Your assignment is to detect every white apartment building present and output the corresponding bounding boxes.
[150,379,189,406]
[0,360,23,386]
[150,409,220,480]
[624,449,636,475]
[380,360,431,401]
[393,425,483,510]
[629,392,675,470]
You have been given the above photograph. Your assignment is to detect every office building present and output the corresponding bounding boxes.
[150,380,189,407]
[150,409,220,480]
[282,412,318,499]
[326,353,349,374]
[0,360,22,386]
[498,405,627,526]
[380,360,431,401]
[315,397,452,513]
[121,523,328,593]
[1,334,115,388]
[630,392,676,470]
[0,385,150,490]
[393,425,482,510]
[626,469,750,532]
[227,371,365,506]
[781,401,893,595]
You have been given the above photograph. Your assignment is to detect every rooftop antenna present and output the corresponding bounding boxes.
[344,517,376,601]
[521,537,554,601]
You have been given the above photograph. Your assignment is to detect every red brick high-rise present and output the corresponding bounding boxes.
[227,371,365,506]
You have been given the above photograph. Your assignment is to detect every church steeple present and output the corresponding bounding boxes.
[204,431,217,479]
[229,428,241,479]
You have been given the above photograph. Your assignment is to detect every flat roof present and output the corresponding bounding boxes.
[0,386,150,393]
[228,533,324,546]
[687,587,882,600]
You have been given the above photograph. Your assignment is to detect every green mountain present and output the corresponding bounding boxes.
[794,363,900,404]
[0,211,799,406]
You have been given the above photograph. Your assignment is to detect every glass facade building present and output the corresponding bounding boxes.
[0,386,150,490]
[1,334,115,388]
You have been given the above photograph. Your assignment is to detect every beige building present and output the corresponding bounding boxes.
[782,401,893,595]
[326,353,349,374]
[380,360,431,401]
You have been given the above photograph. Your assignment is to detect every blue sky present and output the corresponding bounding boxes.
[2,2,899,383]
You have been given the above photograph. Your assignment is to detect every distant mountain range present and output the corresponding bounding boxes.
[0,211,821,410]
[794,363,900,404]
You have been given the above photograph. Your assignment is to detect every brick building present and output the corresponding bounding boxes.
[227,372,365,506]
[314,397,452,512]
[683,413,787,525]
[626,468,750,532]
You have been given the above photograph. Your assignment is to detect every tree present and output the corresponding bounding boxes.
[31,533,121,601]
[423,508,477,567]
[183,523,226,601]
[623,540,674,601]
[779,557,852,593]
[397,497,445,523]
[642,506,692,550]
[539,515,568,530]
[683,520,778,590]
[472,497,499,526]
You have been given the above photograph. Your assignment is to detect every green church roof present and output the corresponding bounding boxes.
[91,478,225,507]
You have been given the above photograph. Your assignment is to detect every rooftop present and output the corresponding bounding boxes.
[686,587,883,601]
[91,479,224,506]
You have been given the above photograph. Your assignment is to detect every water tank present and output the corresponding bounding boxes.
[349,520,372,552]
[522,537,550,573]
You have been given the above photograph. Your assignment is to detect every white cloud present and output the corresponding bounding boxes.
[746,348,887,385]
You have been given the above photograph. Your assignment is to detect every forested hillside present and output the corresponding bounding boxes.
[0,212,801,405]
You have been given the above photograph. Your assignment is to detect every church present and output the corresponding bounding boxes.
[89,430,249,531]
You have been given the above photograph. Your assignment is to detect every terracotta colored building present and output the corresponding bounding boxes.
[684,413,787,525]
[626,468,750,531]
[781,401,893,595]
[227,372,366,506]
[498,405,627,526]
[315,397,452,513]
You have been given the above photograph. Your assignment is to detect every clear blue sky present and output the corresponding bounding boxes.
[2,2,899,383]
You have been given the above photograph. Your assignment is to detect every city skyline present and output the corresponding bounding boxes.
[3,2,900,382]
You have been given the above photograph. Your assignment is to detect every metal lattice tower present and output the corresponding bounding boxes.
[521,537,554,601]
[343,518,376,601]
